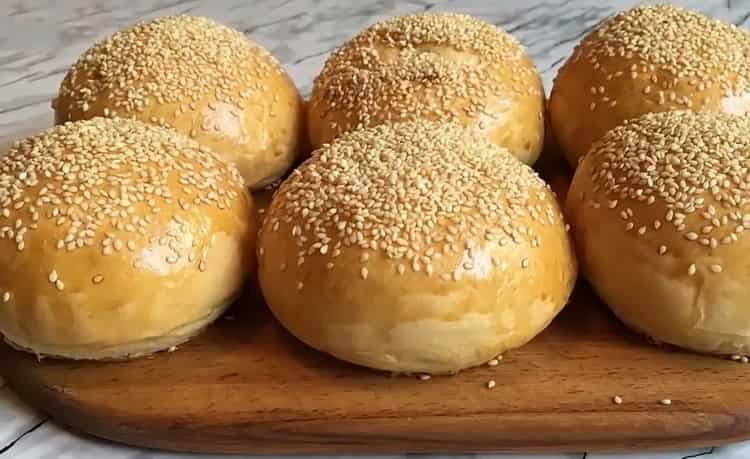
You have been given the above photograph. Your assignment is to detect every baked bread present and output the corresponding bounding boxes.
[0,118,256,360]
[259,121,576,374]
[567,110,750,355]
[53,15,306,189]
[307,13,545,165]
[550,4,750,168]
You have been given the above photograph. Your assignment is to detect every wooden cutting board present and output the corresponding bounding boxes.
[2,119,750,454]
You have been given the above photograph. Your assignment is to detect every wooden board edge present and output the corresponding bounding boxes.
[3,370,748,454]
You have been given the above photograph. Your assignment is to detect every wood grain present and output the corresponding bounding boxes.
[2,124,749,454]
[2,283,750,454]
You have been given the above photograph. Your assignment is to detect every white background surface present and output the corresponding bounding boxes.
[1,0,749,458]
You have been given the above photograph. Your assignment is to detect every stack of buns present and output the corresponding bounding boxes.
[2,3,749,371]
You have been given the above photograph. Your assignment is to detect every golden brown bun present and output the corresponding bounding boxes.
[0,118,256,360]
[307,13,545,165]
[259,121,576,374]
[53,15,306,190]
[550,4,750,168]
[567,110,750,355]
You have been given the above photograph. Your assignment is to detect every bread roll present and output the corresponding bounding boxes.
[567,110,750,355]
[259,121,576,374]
[53,15,305,189]
[307,13,545,165]
[550,4,750,168]
[0,118,256,360]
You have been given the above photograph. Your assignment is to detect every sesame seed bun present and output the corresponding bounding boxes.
[0,118,256,360]
[259,121,576,374]
[53,15,306,190]
[567,110,750,355]
[306,13,545,165]
[550,4,750,169]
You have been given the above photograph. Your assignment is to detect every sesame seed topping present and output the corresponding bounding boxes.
[57,15,285,130]
[573,5,750,103]
[557,4,750,164]
[418,374,431,381]
[309,13,541,148]
[2,292,9,302]
[613,395,623,405]
[688,264,697,276]
[486,380,496,389]
[92,275,104,284]
[487,358,500,367]
[264,121,561,282]
[660,398,672,406]
[583,111,750,260]
[709,264,723,273]
[0,118,246,288]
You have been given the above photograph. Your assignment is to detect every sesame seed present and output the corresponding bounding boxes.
[521,258,529,268]
[56,15,288,162]
[0,119,246,270]
[613,395,623,405]
[2,292,9,302]
[92,275,104,284]
[308,13,540,149]
[263,121,557,284]
[48,270,58,283]
[660,399,672,406]
[581,111,750,272]
[556,4,750,162]
[296,281,303,291]
[487,358,499,367]
[55,279,64,291]
[486,380,496,389]
[418,374,431,381]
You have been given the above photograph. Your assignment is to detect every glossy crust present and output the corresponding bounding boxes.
[307,13,545,165]
[0,118,257,360]
[567,111,750,355]
[259,121,576,374]
[550,4,750,168]
[53,15,306,189]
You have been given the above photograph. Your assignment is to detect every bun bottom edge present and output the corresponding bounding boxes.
[1,300,233,361]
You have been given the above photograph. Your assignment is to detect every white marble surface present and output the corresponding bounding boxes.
[1,0,750,458]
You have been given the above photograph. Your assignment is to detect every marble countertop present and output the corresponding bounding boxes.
[1,0,750,458]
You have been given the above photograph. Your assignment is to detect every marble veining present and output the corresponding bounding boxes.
[1,1,750,458]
